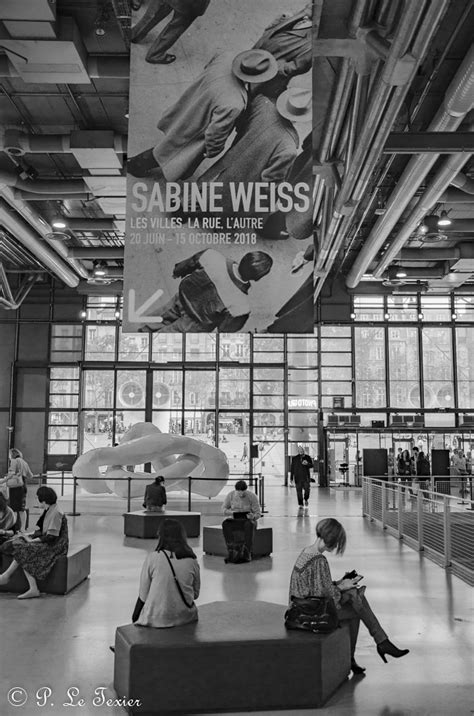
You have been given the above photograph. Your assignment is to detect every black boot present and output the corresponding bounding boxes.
[127,149,161,178]
[377,639,409,663]
[351,659,366,674]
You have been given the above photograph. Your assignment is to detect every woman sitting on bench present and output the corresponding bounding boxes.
[0,486,68,599]
[0,493,18,545]
[289,518,409,675]
[132,518,200,628]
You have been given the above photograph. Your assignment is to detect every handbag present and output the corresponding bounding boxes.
[6,474,23,488]
[284,595,339,634]
[162,550,194,608]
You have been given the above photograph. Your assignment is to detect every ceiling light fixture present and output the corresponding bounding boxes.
[51,214,67,230]
[93,260,107,277]
[79,310,87,319]
[437,210,452,227]
[395,269,407,278]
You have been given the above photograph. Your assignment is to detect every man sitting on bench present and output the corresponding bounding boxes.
[222,480,261,563]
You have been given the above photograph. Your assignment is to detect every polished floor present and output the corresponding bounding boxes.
[1,483,473,716]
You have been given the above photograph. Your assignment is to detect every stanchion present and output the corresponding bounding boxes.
[67,477,81,517]
[60,470,65,497]
[127,477,132,514]
[468,475,474,511]
[260,474,267,514]
[188,477,192,512]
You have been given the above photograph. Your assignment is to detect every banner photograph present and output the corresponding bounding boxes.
[124,0,315,333]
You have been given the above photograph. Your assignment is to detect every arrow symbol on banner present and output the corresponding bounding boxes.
[128,288,164,323]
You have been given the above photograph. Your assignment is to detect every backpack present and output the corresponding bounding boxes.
[225,543,251,564]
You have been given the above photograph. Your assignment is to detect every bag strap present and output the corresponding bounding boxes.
[162,550,194,609]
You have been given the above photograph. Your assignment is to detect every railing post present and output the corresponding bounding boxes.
[417,490,424,551]
[442,496,451,567]
[260,474,267,514]
[368,478,374,520]
[188,477,192,512]
[381,481,386,528]
[397,484,403,538]
[67,477,81,517]
[61,470,65,496]
[127,476,132,514]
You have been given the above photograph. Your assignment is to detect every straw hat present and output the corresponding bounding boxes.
[232,50,278,83]
[276,88,312,122]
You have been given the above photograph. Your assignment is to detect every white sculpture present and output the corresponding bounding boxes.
[73,422,229,498]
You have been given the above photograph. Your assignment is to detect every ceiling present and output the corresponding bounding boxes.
[0,0,473,310]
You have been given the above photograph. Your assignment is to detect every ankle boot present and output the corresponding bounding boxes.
[351,658,366,674]
[377,639,409,663]
[127,149,161,178]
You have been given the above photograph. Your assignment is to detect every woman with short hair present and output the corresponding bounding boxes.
[289,518,408,674]
[132,518,200,628]
[0,486,68,599]
[0,493,17,545]
[0,448,32,531]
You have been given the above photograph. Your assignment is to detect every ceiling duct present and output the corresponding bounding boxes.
[346,43,474,289]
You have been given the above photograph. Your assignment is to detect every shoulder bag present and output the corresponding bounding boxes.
[162,550,194,609]
[284,595,339,634]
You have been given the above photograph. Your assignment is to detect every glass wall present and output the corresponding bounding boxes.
[45,292,474,480]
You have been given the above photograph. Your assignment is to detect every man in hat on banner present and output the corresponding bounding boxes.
[127,49,278,180]
[251,3,313,98]
[197,87,312,216]
[131,0,211,65]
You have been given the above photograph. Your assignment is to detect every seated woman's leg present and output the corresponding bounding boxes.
[17,569,40,599]
[339,587,387,646]
[0,558,20,583]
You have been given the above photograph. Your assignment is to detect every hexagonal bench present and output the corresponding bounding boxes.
[0,543,91,595]
[123,510,201,539]
[113,600,350,714]
[203,524,272,557]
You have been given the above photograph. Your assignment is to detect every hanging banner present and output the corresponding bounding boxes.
[124,0,315,333]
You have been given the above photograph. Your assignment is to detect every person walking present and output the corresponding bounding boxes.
[131,0,211,65]
[290,445,313,509]
[127,49,277,180]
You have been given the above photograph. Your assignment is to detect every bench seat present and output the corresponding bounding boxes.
[123,510,200,538]
[0,543,91,595]
[114,600,350,714]
[203,524,272,557]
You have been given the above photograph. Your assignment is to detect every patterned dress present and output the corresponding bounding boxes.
[10,509,68,581]
[289,546,342,607]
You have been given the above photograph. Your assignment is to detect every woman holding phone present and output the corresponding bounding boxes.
[289,518,408,674]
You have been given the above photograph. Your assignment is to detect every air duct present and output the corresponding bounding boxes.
[451,172,474,194]
[1,129,127,155]
[0,199,79,287]
[68,247,124,259]
[0,53,130,79]
[0,169,87,195]
[346,43,474,288]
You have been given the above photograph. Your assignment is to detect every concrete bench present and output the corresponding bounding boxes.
[203,524,272,557]
[114,600,350,714]
[0,543,91,595]
[123,510,200,539]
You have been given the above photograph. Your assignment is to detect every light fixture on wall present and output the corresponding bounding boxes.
[437,210,452,227]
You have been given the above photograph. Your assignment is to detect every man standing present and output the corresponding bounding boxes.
[290,445,313,509]
[197,87,311,215]
[252,4,313,98]
[139,249,273,333]
[127,49,278,180]
[131,0,211,65]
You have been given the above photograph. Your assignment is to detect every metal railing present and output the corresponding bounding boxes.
[39,473,266,516]
[362,477,474,586]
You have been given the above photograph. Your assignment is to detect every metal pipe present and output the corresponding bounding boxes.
[0,199,80,287]
[400,248,461,261]
[65,219,118,231]
[451,172,474,194]
[12,190,91,201]
[0,54,130,79]
[346,41,474,288]
[439,188,474,203]
[1,131,127,154]
[0,169,87,194]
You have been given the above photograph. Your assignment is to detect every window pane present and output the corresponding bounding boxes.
[185,334,216,361]
[353,296,384,321]
[320,326,351,338]
[49,411,78,426]
[386,295,418,321]
[422,327,454,408]
[219,368,249,409]
[253,395,284,410]
[253,336,284,362]
[84,325,116,360]
[355,327,386,407]
[152,333,183,362]
[321,353,351,366]
[253,412,284,428]
[389,327,420,408]
[421,296,451,321]
[50,394,78,409]
[153,370,182,408]
[456,326,474,407]
[455,296,474,321]
[185,370,216,408]
[321,367,352,381]
[50,325,83,362]
[116,371,146,410]
[118,329,149,361]
[86,296,117,321]
[83,370,114,408]
[219,334,250,361]
[254,367,284,382]
[320,338,351,352]
[51,367,79,381]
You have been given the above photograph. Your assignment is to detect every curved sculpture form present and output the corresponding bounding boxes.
[73,423,229,498]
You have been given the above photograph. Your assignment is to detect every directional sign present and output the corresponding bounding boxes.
[127,288,164,324]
